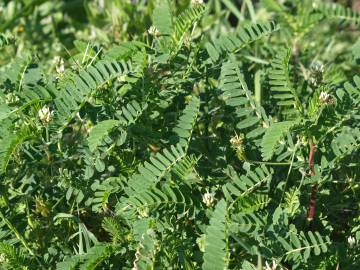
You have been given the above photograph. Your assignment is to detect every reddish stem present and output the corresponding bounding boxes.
[307,140,317,225]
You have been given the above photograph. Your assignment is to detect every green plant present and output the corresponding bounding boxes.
[0,0,360,269]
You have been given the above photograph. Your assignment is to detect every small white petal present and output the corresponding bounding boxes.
[192,0,204,4]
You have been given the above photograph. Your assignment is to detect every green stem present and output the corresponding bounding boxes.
[245,158,292,166]
[280,142,300,203]
[45,126,49,143]
[0,210,45,268]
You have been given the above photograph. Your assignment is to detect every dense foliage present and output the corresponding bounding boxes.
[1,0,360,269]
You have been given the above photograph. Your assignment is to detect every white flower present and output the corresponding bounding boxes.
[38,106,54,124]
[265,260,280,270]
[319,91,329,101]
[5,93,19,103]
[348,236,356,248]
[202,191,215,207]
[192,0,204,5]
[319,91,334,105]
[53,56,65,74]
[310,60,325,73]
[230,133,244,149]
[40,15,52,25]
[148,26,160,36]
[0,253,6,263]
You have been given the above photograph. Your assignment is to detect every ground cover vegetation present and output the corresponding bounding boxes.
[0,0,360,269]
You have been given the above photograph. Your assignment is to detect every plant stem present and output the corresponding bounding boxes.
[245,159,292,166]
[280,142,299,203]
[307,139,317,228]
[0,210,45,268]
[45,126,49,143]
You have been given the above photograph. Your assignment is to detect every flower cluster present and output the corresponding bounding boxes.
[53,56,65,75]
[230,133,246,161]
[148,26,160,36]
[38,106,54,124]
[319,91,334,105]
[309,60,325,86]
[202,191,215,207]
